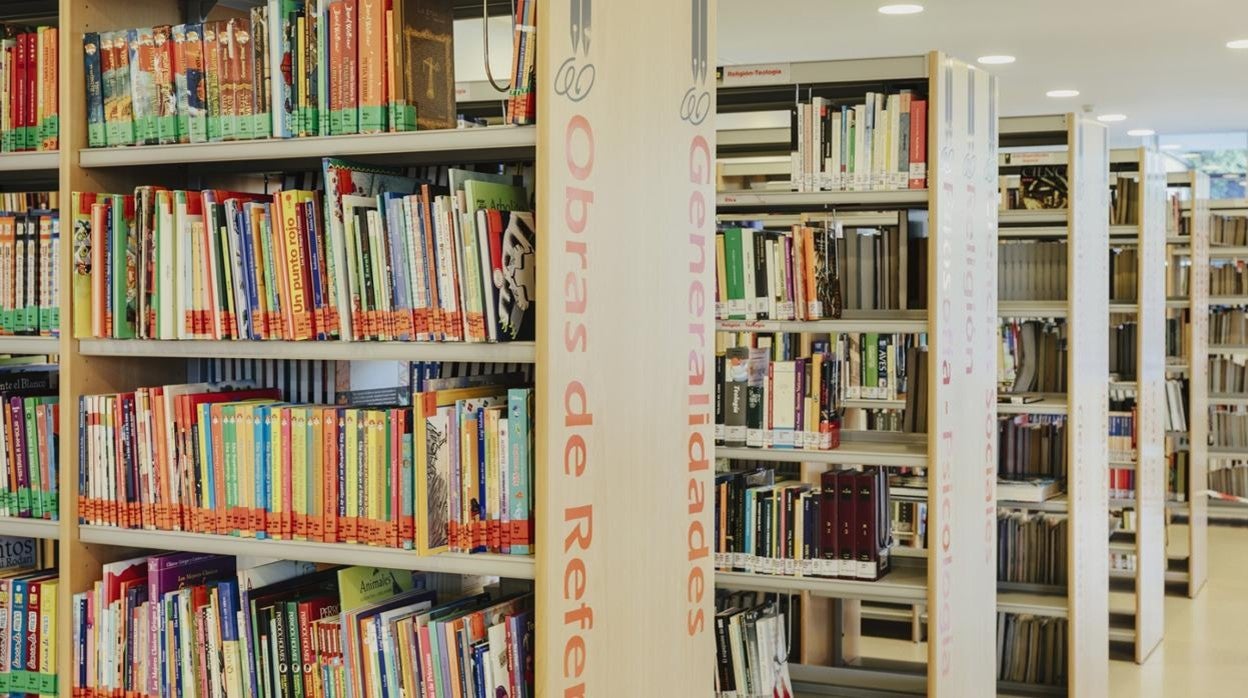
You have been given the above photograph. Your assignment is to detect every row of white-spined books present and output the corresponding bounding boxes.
[81,0,534,149]
[788,92,928,192]
[0,203,58,337]
[71,161,535,344]
[77,374,534,557]
[713,592,794,698]
[72,556,534,698]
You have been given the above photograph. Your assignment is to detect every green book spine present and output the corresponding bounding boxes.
[864,332,878,398]
[722,228,746,321]
[110,195,136,339]
[286,602,304,698]
[224,404,238,534]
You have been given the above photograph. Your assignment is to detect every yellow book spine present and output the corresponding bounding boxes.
[272,407,286,540]
[237,403,254,537]
[344,410,359,543]
[278,191,311,339]
[38,578,55,697]
[367,410,383,544]
[310,407,324,542]
[291,407,308,540]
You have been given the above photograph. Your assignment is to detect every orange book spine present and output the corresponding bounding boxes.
[356,0,385,133]
[801,227,819,320]
[279,191,313,339]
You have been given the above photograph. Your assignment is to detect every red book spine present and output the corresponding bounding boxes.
[908,98,927,189]
[210,404,228,534]
[837,470,855,579]
[819,471,838,577]
[389,409,401,548]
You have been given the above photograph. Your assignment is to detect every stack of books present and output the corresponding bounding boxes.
[713,592,794,697]
[787,92,927,192]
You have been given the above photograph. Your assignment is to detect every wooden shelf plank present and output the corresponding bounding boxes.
[996,591,1068,618]
[78,126,536,168]
[997,394,1068,415]
[0,150,57,172]
[0,336,58,354]
[716,189,929,210]
[845,397,908,410]
[717,440,926,468]
[0,517,59,540]
[715,565,927,604]
[1209,295,1248,305]
[76,338,537,363]
[999,300,1068,317]
[78,526,536,579]
[998,495,1069,513]
[998,209,1068,225]
[717,312,927,334]
[1209,394,1248,406]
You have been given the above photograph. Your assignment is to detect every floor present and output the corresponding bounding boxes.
[801,524,1248,695]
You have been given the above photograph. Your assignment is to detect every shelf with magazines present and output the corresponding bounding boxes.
[996,113,1112,693]
[60,1,717,696]
[1099,146,1169,664]
[1163,170,1211,600]
[713,53,1000,696]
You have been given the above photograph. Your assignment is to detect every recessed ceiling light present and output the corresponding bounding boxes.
[977,55,1016,65]
[1127,129,1155,137]
[1097,114,1127,123]
[1223,173,1242,179]
[878,4,924,15]
[1227,39,1248,49]
[1046,89,1079,98]
[1160,144,1182,151]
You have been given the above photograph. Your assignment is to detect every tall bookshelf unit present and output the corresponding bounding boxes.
[1102,147,1168,663]
[997,114,1111,696]
[713,53,999,697]
[56,1,719,696]
[1200,197,1248,523]
[1165,170,1210,599]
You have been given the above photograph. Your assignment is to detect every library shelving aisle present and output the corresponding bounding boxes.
[57,1,718,697]
[997,114,1111,695]
[1102,147,1168,663]
[714,54,999,696]
[1199,197,1248,523]
[1165,170,1210,599]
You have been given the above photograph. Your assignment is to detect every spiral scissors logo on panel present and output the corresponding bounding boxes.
[681,0,711,124]
[556,0,596,102]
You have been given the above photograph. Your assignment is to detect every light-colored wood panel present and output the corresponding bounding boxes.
[1067,116,1111,697]
[1188,172,1211,598]
[924,53,998,698]
[1133,148,1167,663]
[534,0,716,694]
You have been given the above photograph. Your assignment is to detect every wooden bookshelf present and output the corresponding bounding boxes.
[997,113,1112,696]
[56,1,719,695]
[1165,170,1211,600]
[715,53,1000,697]
[1105,147,1169,664]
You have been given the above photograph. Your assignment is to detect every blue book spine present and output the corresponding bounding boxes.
[507,389,532,555]
[230,202,258,340]
[200,403,215,515]
[256,405,270,539]
[83,33,107,148]
[77,398,87,522]
[44,401,56,519]
[382,194,411,340]
[10,578,25,696]
[475,406,487,553]
[472,643,487,698]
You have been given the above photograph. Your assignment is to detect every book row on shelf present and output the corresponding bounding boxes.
[0,365,58,522]
[997,510,1066,586]
[712,467,892,580]
[1109,321,1140,381]
[78,372,535,557]
[1211,408,1248,449]
[1108,247,1139,302]
[998,240,1066,302]
[787,92,928,193]
[73,161,535,344]
[0,202,59,338]
[997,415,1066,481]
[1209,264,1247,296]
[1210,462,1248,498]
[0,24,58,152]
[1168,447,1189,502]
[998,319,1067,394]
[713,591,795,698]
[714,222,925,321]
[1109,175,1142,226]
[716,332,928,451]
[1166,316,1191,362]
[0,565,60,697]
[999,164,1066,211]
[73,556,534,698]
[1164,378,1190,433]
[1209,307,1248,344]
[1209,356,1248,394]
[997,613,1068,688]
[82,0,535,149]
[1209,213,1248,246]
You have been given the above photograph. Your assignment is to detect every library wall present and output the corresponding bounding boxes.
[535,0,716,695]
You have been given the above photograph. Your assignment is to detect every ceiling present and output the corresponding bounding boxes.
[716,0,1248,146]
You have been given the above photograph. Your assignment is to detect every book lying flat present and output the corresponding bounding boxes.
[997,478,1062,504]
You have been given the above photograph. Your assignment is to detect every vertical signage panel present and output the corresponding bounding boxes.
[535,0,716,695]
[1067,118,1110,697]
[925,53,998,698]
